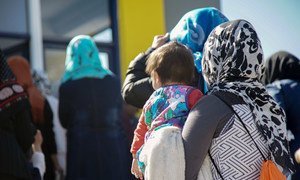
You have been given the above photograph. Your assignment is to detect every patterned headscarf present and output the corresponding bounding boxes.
[32,70,52,96]
[202,19,294,175]
[0,50,28,112]
[263,51,300,85]
[170,7,228,73]
[61,35,112,83]
[7,56,45,124]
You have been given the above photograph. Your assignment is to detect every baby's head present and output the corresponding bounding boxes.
[146,41,195,90]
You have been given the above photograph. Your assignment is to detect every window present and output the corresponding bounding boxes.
[0,0,29,58]
[42,0,119,86]
[41,0,112,43]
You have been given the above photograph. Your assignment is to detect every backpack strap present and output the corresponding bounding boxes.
[213,93,267,161]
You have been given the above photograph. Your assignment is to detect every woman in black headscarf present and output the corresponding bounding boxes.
[263,51,300,179]
[263,51,300,85]
[0,49,36,179]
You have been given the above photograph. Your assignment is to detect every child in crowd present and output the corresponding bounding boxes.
[130,41,203,179]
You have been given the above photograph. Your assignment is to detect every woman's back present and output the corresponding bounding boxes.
[59,76,122,129]
[267,79,300,179]
[59,76,131,180]
[267,79,300,132]
[210,93,268,179]
[0,100,35,179]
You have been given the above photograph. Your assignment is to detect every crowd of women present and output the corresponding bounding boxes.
[123,7,298,180]
[0,6,299,180]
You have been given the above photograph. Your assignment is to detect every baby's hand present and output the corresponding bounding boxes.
[32,130,43,152]
[151,33,169,49]
[295,148,300,164]
[131,158,143,179]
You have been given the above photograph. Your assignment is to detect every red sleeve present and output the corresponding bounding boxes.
[187,89,203,109]
[130,111,148,154]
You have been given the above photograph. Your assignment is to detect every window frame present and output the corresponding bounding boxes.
[42,0,120,78]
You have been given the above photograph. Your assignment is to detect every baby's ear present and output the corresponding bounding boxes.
[154,71,161,85]
[152,71,162,90]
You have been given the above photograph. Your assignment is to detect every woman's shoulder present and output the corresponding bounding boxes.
[279,79,300,91]
[267,79,300,89]
[195,91,244,106]
[60,75,118,87]
[191,94,231,116]
[190,91,245,122]
[267,79,300,97]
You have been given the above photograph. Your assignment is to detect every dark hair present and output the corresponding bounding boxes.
[146,41,195,85]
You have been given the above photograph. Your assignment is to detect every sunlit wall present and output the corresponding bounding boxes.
[118,0,166,81]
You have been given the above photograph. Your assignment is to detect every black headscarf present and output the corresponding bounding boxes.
[0,49,28,112]
[0,49,15,82]
[263,51,300,85]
